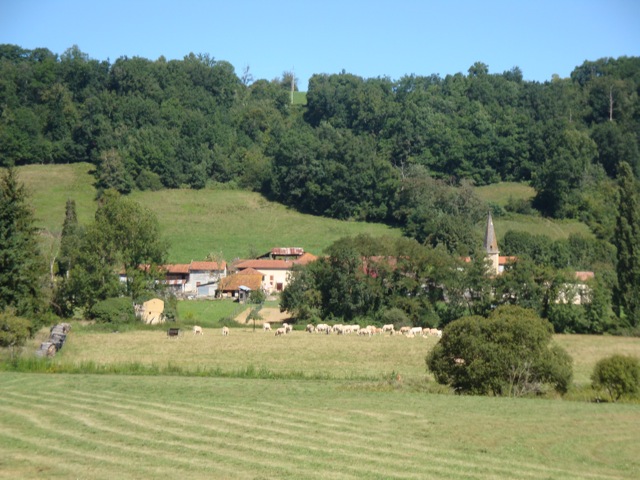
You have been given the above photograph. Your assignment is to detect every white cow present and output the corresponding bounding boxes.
[410,327,423,337]
[382,324,395,334]
[263,322,272,332]
[275,327,287,336]
[283,323,293,334]
[316,323,329,333]
[221,326,229,336]
[193,325,203,335]
[306,324,316,333]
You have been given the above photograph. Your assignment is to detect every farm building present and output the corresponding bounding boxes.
[218,269,264,301]
[235,253,317,294]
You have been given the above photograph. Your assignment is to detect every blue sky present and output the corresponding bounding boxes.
[1,0,639,90]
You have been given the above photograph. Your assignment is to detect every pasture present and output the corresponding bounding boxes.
[3,326,640,478]
[14,164,594,262]
[1,371,639,479]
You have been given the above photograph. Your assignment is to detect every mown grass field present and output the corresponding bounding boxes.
[4,329,640,479]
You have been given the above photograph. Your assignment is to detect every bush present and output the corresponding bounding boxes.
[379,307,410,329]
[591,354,640,402]
[89,297,136,323]
[426,305,573,396]
[0,311,31,348]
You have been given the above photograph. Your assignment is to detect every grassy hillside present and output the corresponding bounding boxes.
[475,182,593,240]
[14,163,98,234]
[14,165,594,262]
[129,188,401,262]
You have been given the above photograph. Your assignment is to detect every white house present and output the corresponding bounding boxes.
[235,253,317,294]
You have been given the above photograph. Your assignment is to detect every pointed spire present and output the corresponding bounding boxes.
[484,211,499,254]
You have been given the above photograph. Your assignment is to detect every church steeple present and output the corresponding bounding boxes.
[484,211,499,254]
[484,212,500,275]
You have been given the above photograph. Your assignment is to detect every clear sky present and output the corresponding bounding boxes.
[1,0,639,90]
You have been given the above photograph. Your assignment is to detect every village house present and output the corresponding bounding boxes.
[234,249,317,294]
[217,267,264,302]
[120,260,228,298]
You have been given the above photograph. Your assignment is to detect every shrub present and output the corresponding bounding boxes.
[89,297,136,323]
[0,311,31,348]
[591,354,640,402]
[380,307,409,329]
[426,305,573,396]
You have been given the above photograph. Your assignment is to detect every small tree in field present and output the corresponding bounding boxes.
[591,354,640,402]
[426,306,573,396]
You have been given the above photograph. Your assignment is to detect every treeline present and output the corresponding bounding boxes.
[1,45,639,247]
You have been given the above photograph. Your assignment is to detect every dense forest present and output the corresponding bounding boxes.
[1,45,638,234]
[1,44,640,333]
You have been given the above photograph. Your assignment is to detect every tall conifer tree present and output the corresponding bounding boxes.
[0,168,44,317]
[613,162,640,327]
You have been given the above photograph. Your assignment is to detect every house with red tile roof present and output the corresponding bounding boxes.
[235,252,318,293]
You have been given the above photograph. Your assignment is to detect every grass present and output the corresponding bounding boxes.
[475,181,535,206]
[15,164,595,263]
[14,163,98,234]
[15,324,640,388]
[1,372,639,479]
[177,299,245,327]
[128,187,402,261]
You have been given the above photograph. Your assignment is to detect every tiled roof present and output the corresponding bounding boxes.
[575,271,595,282]
[218,273,263,291]
[498,256,517,265]
[237,267,264,276]
[235,259,293,270]
[190,261,227,271]
[165,264,190,274]
[293,252,318,265]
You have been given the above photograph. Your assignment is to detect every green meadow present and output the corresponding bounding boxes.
[13,165,594,262]
[2,166,640,479]
[2,327,640,479]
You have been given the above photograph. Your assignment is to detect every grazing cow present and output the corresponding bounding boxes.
[263,322,272,331]
[283,323,292,334]
[382,324,395,334]
[222,326,229,336]
[399,326,411,334]
[306,324,316,333]
[316,323,329,333]
[193,325,203,335]
[275,327,287,336]
[410,327,423,337]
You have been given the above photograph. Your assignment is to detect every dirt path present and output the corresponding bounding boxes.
[234,307,292,325]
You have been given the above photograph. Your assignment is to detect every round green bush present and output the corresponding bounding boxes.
[591,354,640,402]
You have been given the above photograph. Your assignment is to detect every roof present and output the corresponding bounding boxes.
[237,267,264,276]
[218,273,263,292]
[498,256,517,265]
[271,247,304,256]
[575,271,595,282]
[294,252,318,265]
[235,259,293,270]
[190,261,227,271]
[165,264,190,274]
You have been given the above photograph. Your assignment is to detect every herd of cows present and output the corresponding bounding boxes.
[188,323,443,338]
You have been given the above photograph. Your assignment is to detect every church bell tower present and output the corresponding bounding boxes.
[484,212,500,275]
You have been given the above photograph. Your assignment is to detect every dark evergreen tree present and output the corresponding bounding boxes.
[57,199,80,278]
[612,162,640,327]
[0,168,44,318]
